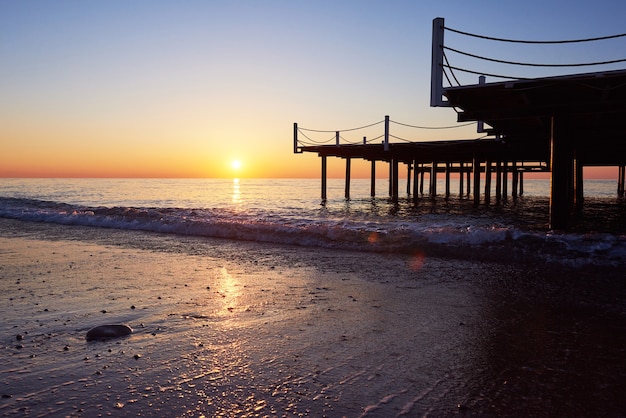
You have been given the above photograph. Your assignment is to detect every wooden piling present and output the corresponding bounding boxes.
[473,155,481,205]
[617,165,625,197]
[502,161,508,199]
[512,161,518,198]
[495,160,502,201]
[321,155,327,200]
[445,162,451,197]
[549,116,574,230]
[370,160,376,197]
[430,162,438,198]
[391,159,399,201]
[345,157,351,199]
[484,160,492,204]
[459,162,464,196]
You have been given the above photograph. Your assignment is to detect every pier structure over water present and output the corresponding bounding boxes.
[295,18,626,229]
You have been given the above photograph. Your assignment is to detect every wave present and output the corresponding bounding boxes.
[1,197,625,268]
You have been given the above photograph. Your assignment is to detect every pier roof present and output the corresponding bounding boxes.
[443,69,626,165]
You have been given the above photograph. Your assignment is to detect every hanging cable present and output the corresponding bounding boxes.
[444,46,626,67]
[297,119,384,133]
[443,51,461,85]
[443,65,530,80]
[443,26,626,44]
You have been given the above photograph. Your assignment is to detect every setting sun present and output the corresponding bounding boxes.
[231,160,242,170]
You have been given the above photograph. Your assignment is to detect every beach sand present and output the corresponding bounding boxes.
[1,219,625,417]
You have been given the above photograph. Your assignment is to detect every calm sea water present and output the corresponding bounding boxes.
[1,178,625,267]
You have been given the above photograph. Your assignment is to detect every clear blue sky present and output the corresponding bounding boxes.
[1,0,624,177]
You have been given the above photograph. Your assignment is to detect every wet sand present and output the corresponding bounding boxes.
[1,219,625,417]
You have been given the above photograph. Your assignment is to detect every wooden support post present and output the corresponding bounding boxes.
[549,116,574,230]
[466,169,471,195]
[473,155,481,205]
[413,160,419,202]
[391,159,399,201]
[495,160,502,201]
[459,162,464,196]
[345,157,351,199]
[384,115,390,151]
[617,165,626,197]
[430,162,438,198]
[484,160,492,204]
[574,154,584,211]
[502,161,508,199]
[419,165,425,195]
[370,160,376,197]
[321,155,327,200]
[407,163,412,195]
[519,171,524,196]
[293,123,301,153]
[445,162,451,197]
[512,161,518,198]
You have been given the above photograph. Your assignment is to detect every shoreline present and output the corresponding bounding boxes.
[1,220,625,416]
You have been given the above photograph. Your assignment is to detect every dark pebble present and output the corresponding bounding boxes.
[1,394,12,399]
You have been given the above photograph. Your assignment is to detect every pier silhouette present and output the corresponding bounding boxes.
[295,18,626,230]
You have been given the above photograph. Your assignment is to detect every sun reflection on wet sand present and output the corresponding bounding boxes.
[216,267,241,315]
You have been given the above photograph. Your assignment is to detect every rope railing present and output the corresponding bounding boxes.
[294,117,481,151]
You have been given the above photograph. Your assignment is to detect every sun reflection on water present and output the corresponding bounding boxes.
[232,178,241,204]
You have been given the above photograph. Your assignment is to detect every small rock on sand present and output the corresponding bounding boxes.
[85,324,133,341]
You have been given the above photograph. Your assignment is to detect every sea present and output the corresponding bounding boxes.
[1,177,625,268]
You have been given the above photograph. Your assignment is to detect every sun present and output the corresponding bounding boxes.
[231,160,242,170]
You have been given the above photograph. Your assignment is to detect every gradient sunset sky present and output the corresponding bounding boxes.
[2,0,624,178]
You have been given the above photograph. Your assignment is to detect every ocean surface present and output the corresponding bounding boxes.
[1,177,625,268]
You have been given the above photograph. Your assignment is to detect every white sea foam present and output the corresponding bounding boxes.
[1,178,625,267]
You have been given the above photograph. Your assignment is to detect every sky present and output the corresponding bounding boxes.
[1,0,625,179]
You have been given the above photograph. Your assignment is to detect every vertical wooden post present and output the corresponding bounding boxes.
[388,160,393,197]
[293,123,300,153]
[519,171,524,196]
[407,163,412,195]
[495,160,502,201]
[484,160,492,204]
[419,165,425,195]
[392,158,399,201]
[459,162,464,196]
[430,162,438,198]
[345,157,351,199]
[335,131,340,146]
[430,18,447,107]
[445,162,451,197]
[502,161,508,199]
[370,160,376,197]
[466,170,471,195]
[512,161,518,198]
[574,154,584,210]
[413,160,419,202]
[549,116,573,230]
[473,155,481,205]
[321,155,327,200]
[384,115,390,151]
[617,164,626,197]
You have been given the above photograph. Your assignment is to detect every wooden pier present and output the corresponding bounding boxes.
[294,18,626,229]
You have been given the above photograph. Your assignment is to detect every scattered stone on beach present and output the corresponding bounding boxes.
[85,324,133,341]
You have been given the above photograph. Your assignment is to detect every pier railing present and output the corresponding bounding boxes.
[430,17,626,106]
[293,115,477,153]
